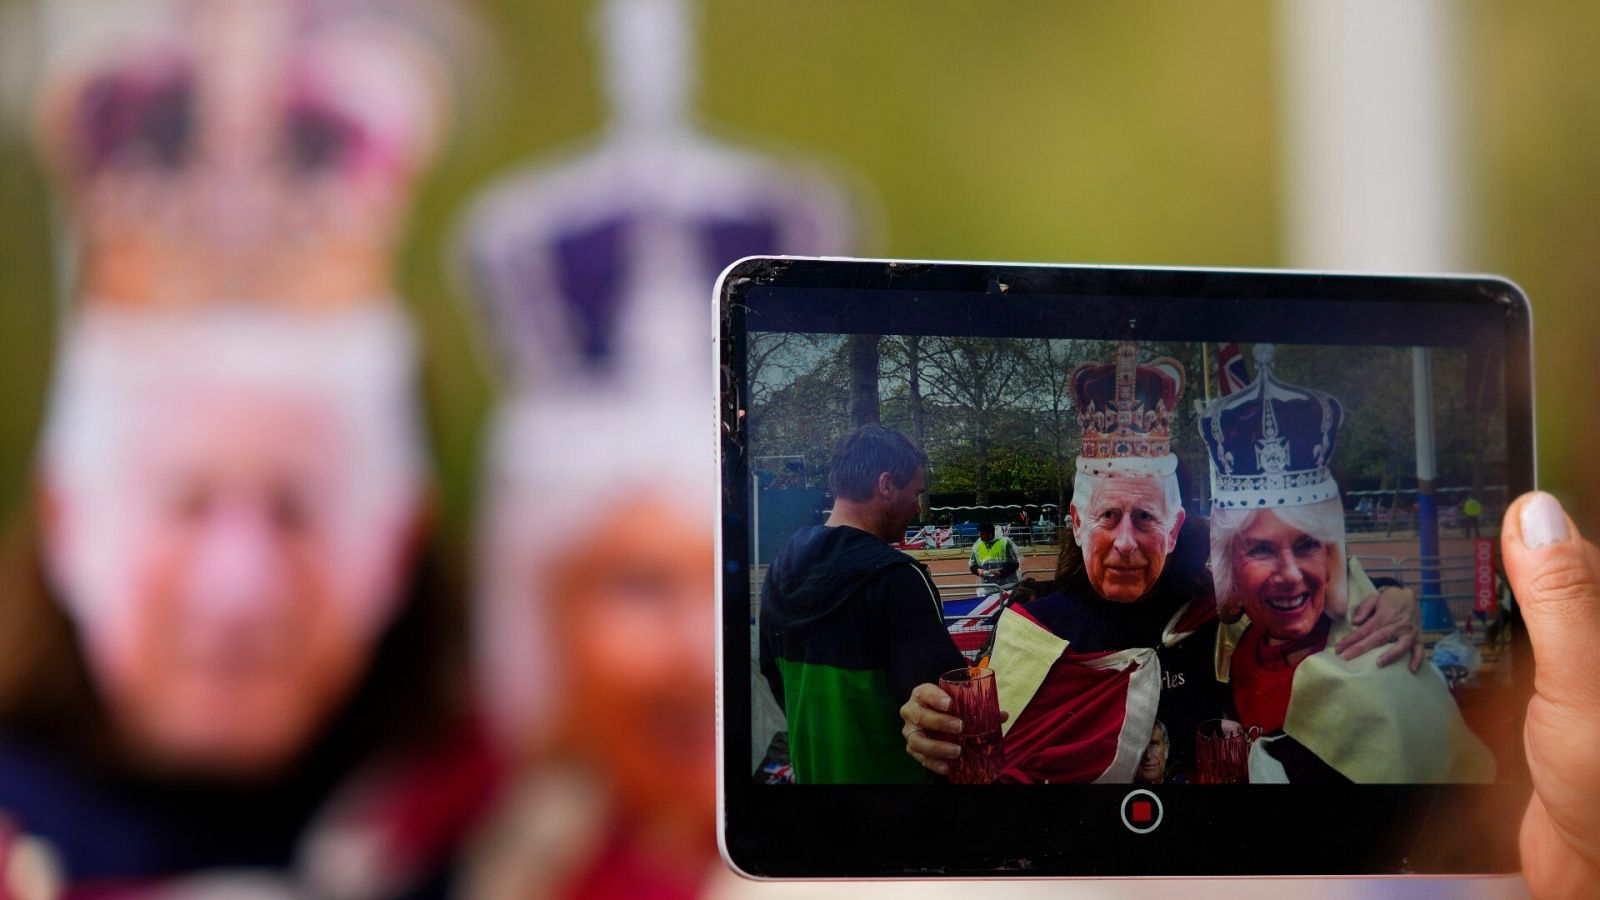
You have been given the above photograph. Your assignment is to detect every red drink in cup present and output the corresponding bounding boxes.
[1195,718,1259,784]
[939,666,1005,784]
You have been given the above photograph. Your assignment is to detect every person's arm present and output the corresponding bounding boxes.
[1501,493,1600,900]
[884,562,973,777]
[968,543,981,577]
[1335,561,1425,671]
[883,564,965,703]
[758,616,785,713]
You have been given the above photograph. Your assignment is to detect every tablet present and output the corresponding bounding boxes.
[716,258,1533,878]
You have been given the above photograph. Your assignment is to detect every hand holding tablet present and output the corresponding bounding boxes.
[1500,492,1600,898]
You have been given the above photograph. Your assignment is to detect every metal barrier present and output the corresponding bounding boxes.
[1344,508,1504,537]
[904,526,1063,550]
[1359,554,1479,588]
[933,566,1055,602]
[1354,554,1488,630]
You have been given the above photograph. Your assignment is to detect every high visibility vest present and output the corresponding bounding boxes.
[974,538,1010,565]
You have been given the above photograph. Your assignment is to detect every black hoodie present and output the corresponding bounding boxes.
[759,525,963,783]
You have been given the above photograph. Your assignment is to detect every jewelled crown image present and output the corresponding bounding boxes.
[1071,341,1185,463]
[1199,344,1345,510]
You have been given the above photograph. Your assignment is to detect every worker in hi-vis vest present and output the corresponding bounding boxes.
[968,522,1020,596]
[1462,495,1483,539]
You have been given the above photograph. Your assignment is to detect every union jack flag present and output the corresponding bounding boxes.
[944,591,1009,662]
[990,606,1162,784]
[1216,342,1249,396]
[893,526,955,550]
[761,761,795,784]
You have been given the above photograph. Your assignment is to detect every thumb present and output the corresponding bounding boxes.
[1501,492,1600,709]
[1497,490,1600,707]
[1502,492,1600,893]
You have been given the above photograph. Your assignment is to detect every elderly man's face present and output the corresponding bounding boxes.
[1137,722,1168,784]
[46,386,413,777]
[1072,477,1183,603]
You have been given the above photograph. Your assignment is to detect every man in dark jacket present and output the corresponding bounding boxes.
[759,425,964,784]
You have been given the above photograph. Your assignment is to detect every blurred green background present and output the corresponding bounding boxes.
[1,0,1595,543]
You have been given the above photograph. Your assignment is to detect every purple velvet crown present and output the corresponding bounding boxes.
[1198,344,1344,510]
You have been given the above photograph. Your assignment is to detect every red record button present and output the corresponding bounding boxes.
[1120,789,1163,834]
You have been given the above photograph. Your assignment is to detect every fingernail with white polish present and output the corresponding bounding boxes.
[1521,493,1570,550]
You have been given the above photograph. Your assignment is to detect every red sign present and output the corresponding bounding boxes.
[1473,539,1497,616]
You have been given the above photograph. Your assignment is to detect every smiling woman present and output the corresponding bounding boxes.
[1200,348,1494,784]
[1211,500,1347,735]
[1234,514,1330,640]
[1211,499,1349,638]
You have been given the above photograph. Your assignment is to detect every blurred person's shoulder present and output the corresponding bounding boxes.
[298,717,506,898]
[452,765,612,899]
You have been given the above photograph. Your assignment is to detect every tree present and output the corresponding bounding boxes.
[746,331,829,439]
[847,334,880,426]
[747,334,848,490]
[881,335,932,517]
[1015,339,1090,517]
[920,337,1029,504]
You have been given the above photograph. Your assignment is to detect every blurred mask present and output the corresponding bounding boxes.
[39,309,427,777]
[34,0,448,311]
[26,0,449,776]
[551,496,717,826]
[462,0,860,841]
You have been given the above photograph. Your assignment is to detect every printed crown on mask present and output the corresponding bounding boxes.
[458,147,852,402]
[1070,341,1185,477]
[32,0,454,313]
[455,0,856,399]
[1198,344,1344,510]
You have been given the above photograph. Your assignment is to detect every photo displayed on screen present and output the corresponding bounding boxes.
[747,335,1516,787]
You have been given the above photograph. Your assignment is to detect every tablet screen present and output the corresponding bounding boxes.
[718,259,1533,877]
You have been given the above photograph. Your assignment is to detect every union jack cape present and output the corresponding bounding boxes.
[989,604,1163,784]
